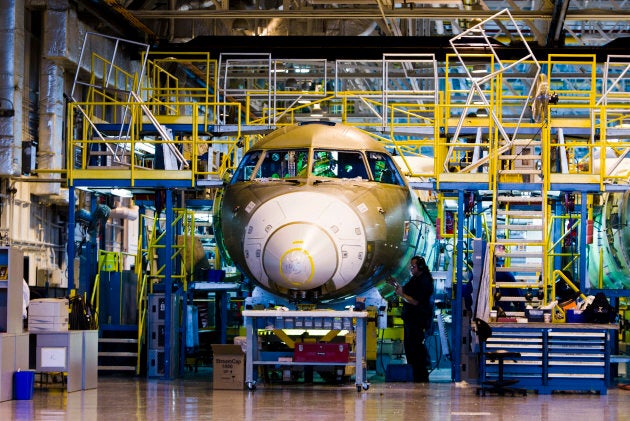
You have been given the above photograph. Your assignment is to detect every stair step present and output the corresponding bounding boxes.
[498,169,541,174]
[497,196,543,203]
[495,282,543,288]
[89,151,132,156]
[98,365,137,371]
[99,338,138,344]
[495,250,543,257]
[502,139,541,146]
[515,275,541,281]
[497,265,542,272]
[497,239,543,245]
[498,154,541,160]
[98,351,137,357]
[497,210,542,217]
[496,224,544,231]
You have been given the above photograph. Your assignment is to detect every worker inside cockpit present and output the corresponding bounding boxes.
[312,150,338,177]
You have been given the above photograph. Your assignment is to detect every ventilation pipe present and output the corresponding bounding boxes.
[33,2,74,197]
[358,21,378,37]
[0,0,25,176]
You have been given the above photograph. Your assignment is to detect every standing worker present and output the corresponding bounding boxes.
[394,255,434,383]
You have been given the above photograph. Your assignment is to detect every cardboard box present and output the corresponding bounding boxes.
[293,343,349,363]
[212,344,245,390]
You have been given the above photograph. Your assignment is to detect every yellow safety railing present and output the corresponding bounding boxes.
[67,99,243,185]
[133,209,196,374]
[89,250,136,328]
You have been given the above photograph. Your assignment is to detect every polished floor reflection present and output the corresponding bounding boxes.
[2,372,630,420]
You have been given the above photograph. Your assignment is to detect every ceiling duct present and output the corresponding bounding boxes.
[0,0,23,176]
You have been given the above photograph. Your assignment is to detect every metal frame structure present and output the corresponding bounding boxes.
[65,26,630,381]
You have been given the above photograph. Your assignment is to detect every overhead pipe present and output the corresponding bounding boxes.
[0,0,24,176]
[33,2,73,197]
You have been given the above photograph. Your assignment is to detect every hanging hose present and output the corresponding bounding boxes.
[68,295,98,330]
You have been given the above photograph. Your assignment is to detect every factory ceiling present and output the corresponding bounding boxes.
[79,0,630,57]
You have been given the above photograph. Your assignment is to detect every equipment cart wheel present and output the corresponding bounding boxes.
[246,382,256,391]
[356,382,369,392]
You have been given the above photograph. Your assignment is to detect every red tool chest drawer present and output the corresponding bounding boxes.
[293,343,349,363]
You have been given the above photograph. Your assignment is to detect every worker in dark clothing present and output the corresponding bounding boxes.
[394,255,435,383]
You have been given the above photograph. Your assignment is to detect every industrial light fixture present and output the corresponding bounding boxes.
[471,64,487,74]
[285,78,298,89]
[111,188,133,198]
[282,329,349,336]
[310,103,325,117]
[476,108,489,117]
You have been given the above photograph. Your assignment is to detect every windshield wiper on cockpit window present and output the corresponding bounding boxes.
[313,179,333,185]
[255,177,302,184]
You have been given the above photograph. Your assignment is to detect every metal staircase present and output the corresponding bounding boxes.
[493,193,545,315]
[497,139,542,183]
[91,251,140,373]
[98,331,139,373]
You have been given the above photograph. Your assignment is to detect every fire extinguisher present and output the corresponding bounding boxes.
[586,219,594,244]
[564,218,577,247]
[445,210,454,234]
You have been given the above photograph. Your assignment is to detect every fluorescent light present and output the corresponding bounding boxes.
[472,64,486,74]
[111,189,133,198]
[135,142,155,154]
[476,108,489,117]
[279,329,349,336]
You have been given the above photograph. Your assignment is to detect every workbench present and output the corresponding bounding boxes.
[481,323,618,394]
[241,309,369,391]
[33,330,98,392]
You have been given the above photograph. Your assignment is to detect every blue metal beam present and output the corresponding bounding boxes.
[164,189,174,380]
[452,189,465,382]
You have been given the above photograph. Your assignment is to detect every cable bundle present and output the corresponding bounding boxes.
[68,295,98,330]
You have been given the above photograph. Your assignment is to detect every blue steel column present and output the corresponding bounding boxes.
[579,192,588,289]
[175,194,186,377]
[164,189,174,379]
[452,190,465,382]
[552,200,564,280]
[68,186,76,290]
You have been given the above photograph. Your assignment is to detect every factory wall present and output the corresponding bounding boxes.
[0,1,142,289]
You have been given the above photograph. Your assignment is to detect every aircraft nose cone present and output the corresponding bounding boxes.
[263,222,337,290]
[241,191,367,295]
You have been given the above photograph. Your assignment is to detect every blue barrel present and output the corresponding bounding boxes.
[14,370,35,400]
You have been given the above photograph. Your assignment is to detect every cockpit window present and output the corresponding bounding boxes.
[231,151,262,183]
[312,149,368,179]
[233,148,378,182]
[367,152,404,185]
[257,149,309,179]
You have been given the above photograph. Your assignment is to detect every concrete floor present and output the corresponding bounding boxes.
[1,370,630,420]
